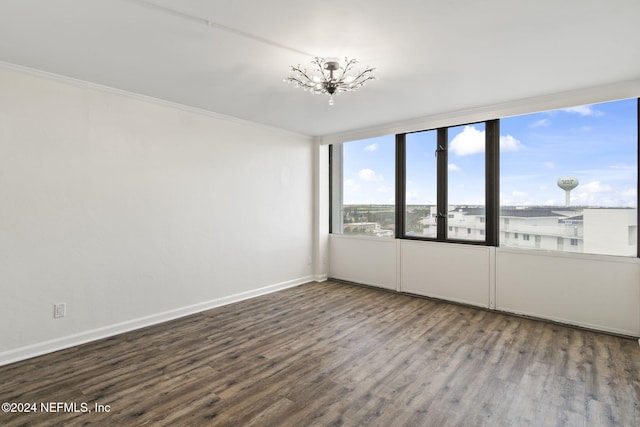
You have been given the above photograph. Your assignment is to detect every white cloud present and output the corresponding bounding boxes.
[364,143,378,152]
[610,163,634,170]
[501,190,534,206]
[562,105,603,116]
[544,161,555,169]
[571,180,626,206]
[358,168,383,182]
[449,125,522,155]
[449,125,484,156]
[500,134,522,152]
[406,191,419,203]
[448,163,461,172]
[345,179,360,192]
[620,187,637,198]
[531,119,551,128]
[377,185,393,193]
[580,181,614,194]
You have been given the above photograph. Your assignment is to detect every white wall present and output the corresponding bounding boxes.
[0,68,315,365]
[329,235,397,290]
[496,249,640,336]
[329,235,640,336]
[401,241,492,307]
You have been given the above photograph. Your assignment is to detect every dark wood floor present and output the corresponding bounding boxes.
[1,280,639,426]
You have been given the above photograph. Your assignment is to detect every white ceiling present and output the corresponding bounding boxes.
[0,0,639,137]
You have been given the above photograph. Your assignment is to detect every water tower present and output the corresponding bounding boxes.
[557,176,579,206]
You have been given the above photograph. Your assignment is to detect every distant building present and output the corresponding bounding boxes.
[344,204,637,256]
[343,221,394,237]
[583,208,637,257]
[499,207,583,253]
[443,205,637,256]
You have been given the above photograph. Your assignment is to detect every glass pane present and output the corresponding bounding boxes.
[447,123,486,241]
[405,130,437,237]
[340,135,395,237]
[500,98,637,256]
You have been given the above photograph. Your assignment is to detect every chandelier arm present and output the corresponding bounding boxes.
[287,76,324,92]
[290,66,316,83]
[338,58,357,82]
[316,58,332,82]
[350,68,375,83]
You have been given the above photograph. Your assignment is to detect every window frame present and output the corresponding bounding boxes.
[396,120,499,246]
[330,98,639,258]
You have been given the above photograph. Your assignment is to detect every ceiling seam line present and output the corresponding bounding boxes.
[128,0,314,57]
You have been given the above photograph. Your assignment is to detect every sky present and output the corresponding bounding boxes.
[342,98,638,208]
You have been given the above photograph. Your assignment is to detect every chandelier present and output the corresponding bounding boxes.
[284,57,375,105]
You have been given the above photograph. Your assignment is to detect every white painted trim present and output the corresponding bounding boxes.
[0,276,313,367]
[0,60,311,140]
[489,247,496,310]
[329,233,396,243]
[495,307,637,338]
[496,246,640,265]
[404,291,491,310]
[395,239,402,292]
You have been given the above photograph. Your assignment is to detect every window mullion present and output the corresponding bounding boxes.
[486,119,499,246]
[396,133,406,238]
[437,128,448,240]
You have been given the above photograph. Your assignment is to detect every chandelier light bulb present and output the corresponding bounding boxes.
[284,56,375,105]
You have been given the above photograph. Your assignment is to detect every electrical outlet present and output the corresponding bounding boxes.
[54,303,66,319]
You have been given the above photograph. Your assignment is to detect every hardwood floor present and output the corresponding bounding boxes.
[1,280,639,426]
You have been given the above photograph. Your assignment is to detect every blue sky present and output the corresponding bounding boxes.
[343,98,637,207]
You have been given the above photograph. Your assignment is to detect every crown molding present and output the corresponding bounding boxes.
[0,60,312,140]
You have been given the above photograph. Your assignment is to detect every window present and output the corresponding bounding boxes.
[447,123,486,241]
[331,135,395,238]
[330,98,638,258]
[500,98,637,256]
[404,130,437,237]
[398,121,497,243]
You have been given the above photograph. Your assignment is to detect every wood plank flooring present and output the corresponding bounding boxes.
[1,280,639,426]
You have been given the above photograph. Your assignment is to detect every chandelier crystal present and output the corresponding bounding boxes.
[284,57,375,105]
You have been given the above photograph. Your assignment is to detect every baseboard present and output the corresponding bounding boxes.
[494,306,640,339]
[0,276,313,367]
